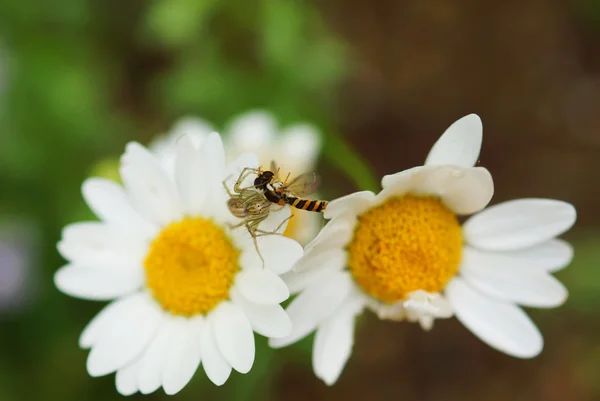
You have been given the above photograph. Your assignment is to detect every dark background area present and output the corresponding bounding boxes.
[0,1,599,400]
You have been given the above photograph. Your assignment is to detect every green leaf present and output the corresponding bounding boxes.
[559,234,600,312]
[144,0,220,47]
[260,0,305,69]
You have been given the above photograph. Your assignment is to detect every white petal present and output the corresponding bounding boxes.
[369,300,405,321]
[137,318,176,395]
[225,153,260,182]
[148,117,212,172]
[446,278,543,358]
[403,290,453,320]
[226,111,276,158]
[282,249,346,293]
[239,234,303,275]
[200,315,231,386]
[82,178,157,236]
[313,293,364,386]
[269,271,354,348]
[258,204,292,234]
[411,166,493,215]
[292,247,347,276]
[324,191,376,220]
[232,291,292,338]
[175,134,209,216]
[200,132,227,174]
[120,142,182,226]
[303,216,355,257]
[55,264,143,301]
[162,316,204,395]
[380,166,426,190]
[58,222,147,266]
[460,247,568,308]
[276,124,321,173]
[380,165,493,215]
[199,133,229,215]
[464,199,577,251]
[463,270,567,309]
[463,240,573,273]
[213,302,255,374]
[235,268,289,305]
[419,315,435,331]
[116,358,143,396]
[167,117,213,145]
[524,239,573,273]
[425,114,483,168]
[86,293,163,377]
[80,296,140,349]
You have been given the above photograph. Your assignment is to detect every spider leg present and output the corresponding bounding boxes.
[254,213,294,236]
[234,167,260,192]
[222,179,236,197]
[228,220,247,229]
[243,212,271,268]
[240,191,266,206]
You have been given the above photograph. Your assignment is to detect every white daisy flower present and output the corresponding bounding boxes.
[55,133,303,395]
[270,114,576,385]
[150,117,214,174]
[149,110,323,245]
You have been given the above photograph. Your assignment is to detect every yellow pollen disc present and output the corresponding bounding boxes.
[144,217,240,316]
[348,196,462,303]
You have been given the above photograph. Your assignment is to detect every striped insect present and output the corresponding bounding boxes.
[223,167,290,267]
[255,162,328,213]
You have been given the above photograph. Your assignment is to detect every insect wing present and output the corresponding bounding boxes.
[269,160,286,183]
[284,172,320,197]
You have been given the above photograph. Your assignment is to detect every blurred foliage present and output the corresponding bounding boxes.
[576,0,600,23]
[561,233,600,313]
[144,0,347,125]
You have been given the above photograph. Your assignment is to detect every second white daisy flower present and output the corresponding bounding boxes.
[271,114,576,385]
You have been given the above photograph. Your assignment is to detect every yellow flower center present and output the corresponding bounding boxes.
[144,217,240,316]
[348,196,462,303]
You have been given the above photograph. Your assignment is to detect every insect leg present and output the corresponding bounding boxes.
[244,212,270,268]
[228,220,247,229]
[250,232,265,269]
[255,213,294,236]
[240,191,265,206]
[234,167,260,192]
[222,179,236,197]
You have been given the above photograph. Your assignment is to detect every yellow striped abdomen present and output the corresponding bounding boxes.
[287,196,328,212]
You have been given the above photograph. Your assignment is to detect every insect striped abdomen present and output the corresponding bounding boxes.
[306,200,328,212]
[291,198,306,209]
[285,195,328,212]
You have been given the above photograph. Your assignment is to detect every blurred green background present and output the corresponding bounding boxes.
[1,0,599,400]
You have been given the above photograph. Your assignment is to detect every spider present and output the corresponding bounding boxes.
[223,167,291,267]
